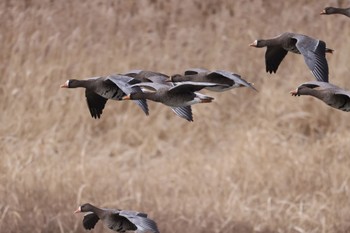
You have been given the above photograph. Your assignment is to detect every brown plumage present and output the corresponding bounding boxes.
[290,81,350,112]
[122,81,222,121]
[74,203,160,233]
[169,69,257,92]
[60,75,149,118]
[250,32,333,82]
[321,7,350,17]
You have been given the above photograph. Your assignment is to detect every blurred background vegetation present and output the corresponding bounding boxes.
[1,0,350,232]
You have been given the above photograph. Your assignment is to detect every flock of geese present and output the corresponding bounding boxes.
[60,6,350,233]
[61,69,256,121]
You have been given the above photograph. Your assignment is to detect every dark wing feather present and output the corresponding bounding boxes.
[109,214,137,232]
[206,72,234,85]
[107,76,149,115]
[131,82,162,91]
[169,82,220,94]
[146,75,169,84]
[136,212,148,218]
[294,37,329,82]
[184,68,210,75]
[118,212,160,233]
[171,106,193,122]
[126,70,169,82]
[333,94,350,111]
[212,71,258,91]
[85,89,108,119]
[82,213,100,230]
[265,46,288,73]
[334,89,350,111]
[301,83,320,89]
[130,216,159,233]
[132,99,149,115]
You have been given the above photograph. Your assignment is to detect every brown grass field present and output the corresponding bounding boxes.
[1,0,350,232]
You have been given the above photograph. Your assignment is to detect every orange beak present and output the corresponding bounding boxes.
[74,206,81,214]
[60,80,69,88]
[290,89,299,96]
[122,95,131,100]
[249,40,258,47]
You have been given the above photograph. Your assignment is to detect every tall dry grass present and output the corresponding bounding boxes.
[1,0,350,232]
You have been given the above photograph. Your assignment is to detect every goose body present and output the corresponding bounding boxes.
[61,75,149,118]
[129,81,219,107]
[321,7,350,17]
[250,32,332,82]
[290,81,350,112]
[75,203,159,233]
[170,69,257,92]
[123,82,221,121]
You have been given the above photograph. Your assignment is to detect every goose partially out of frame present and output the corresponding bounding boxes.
[290,81,350,112]
[321,7,350,17]
[74,203,159,233]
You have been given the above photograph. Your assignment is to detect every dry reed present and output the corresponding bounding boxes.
[1,0,350,232]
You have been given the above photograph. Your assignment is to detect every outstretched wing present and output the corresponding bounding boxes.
[123,70,169,83]
[107,75,149,115]
[293,35,329,82]
[145,75,170,84]
[82,212,100,230]
[265,46,288,73]
[131,82,168,91]
[106,75,139,95]
[171,106,193,122]
[107,213,137,232]
[333,93,350,112]
[210,70,257,91]
[85,89,108,119]
[118,211,160,233]
[334,88,350,111]
[169,81,226,93]
[137,70,169,79]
